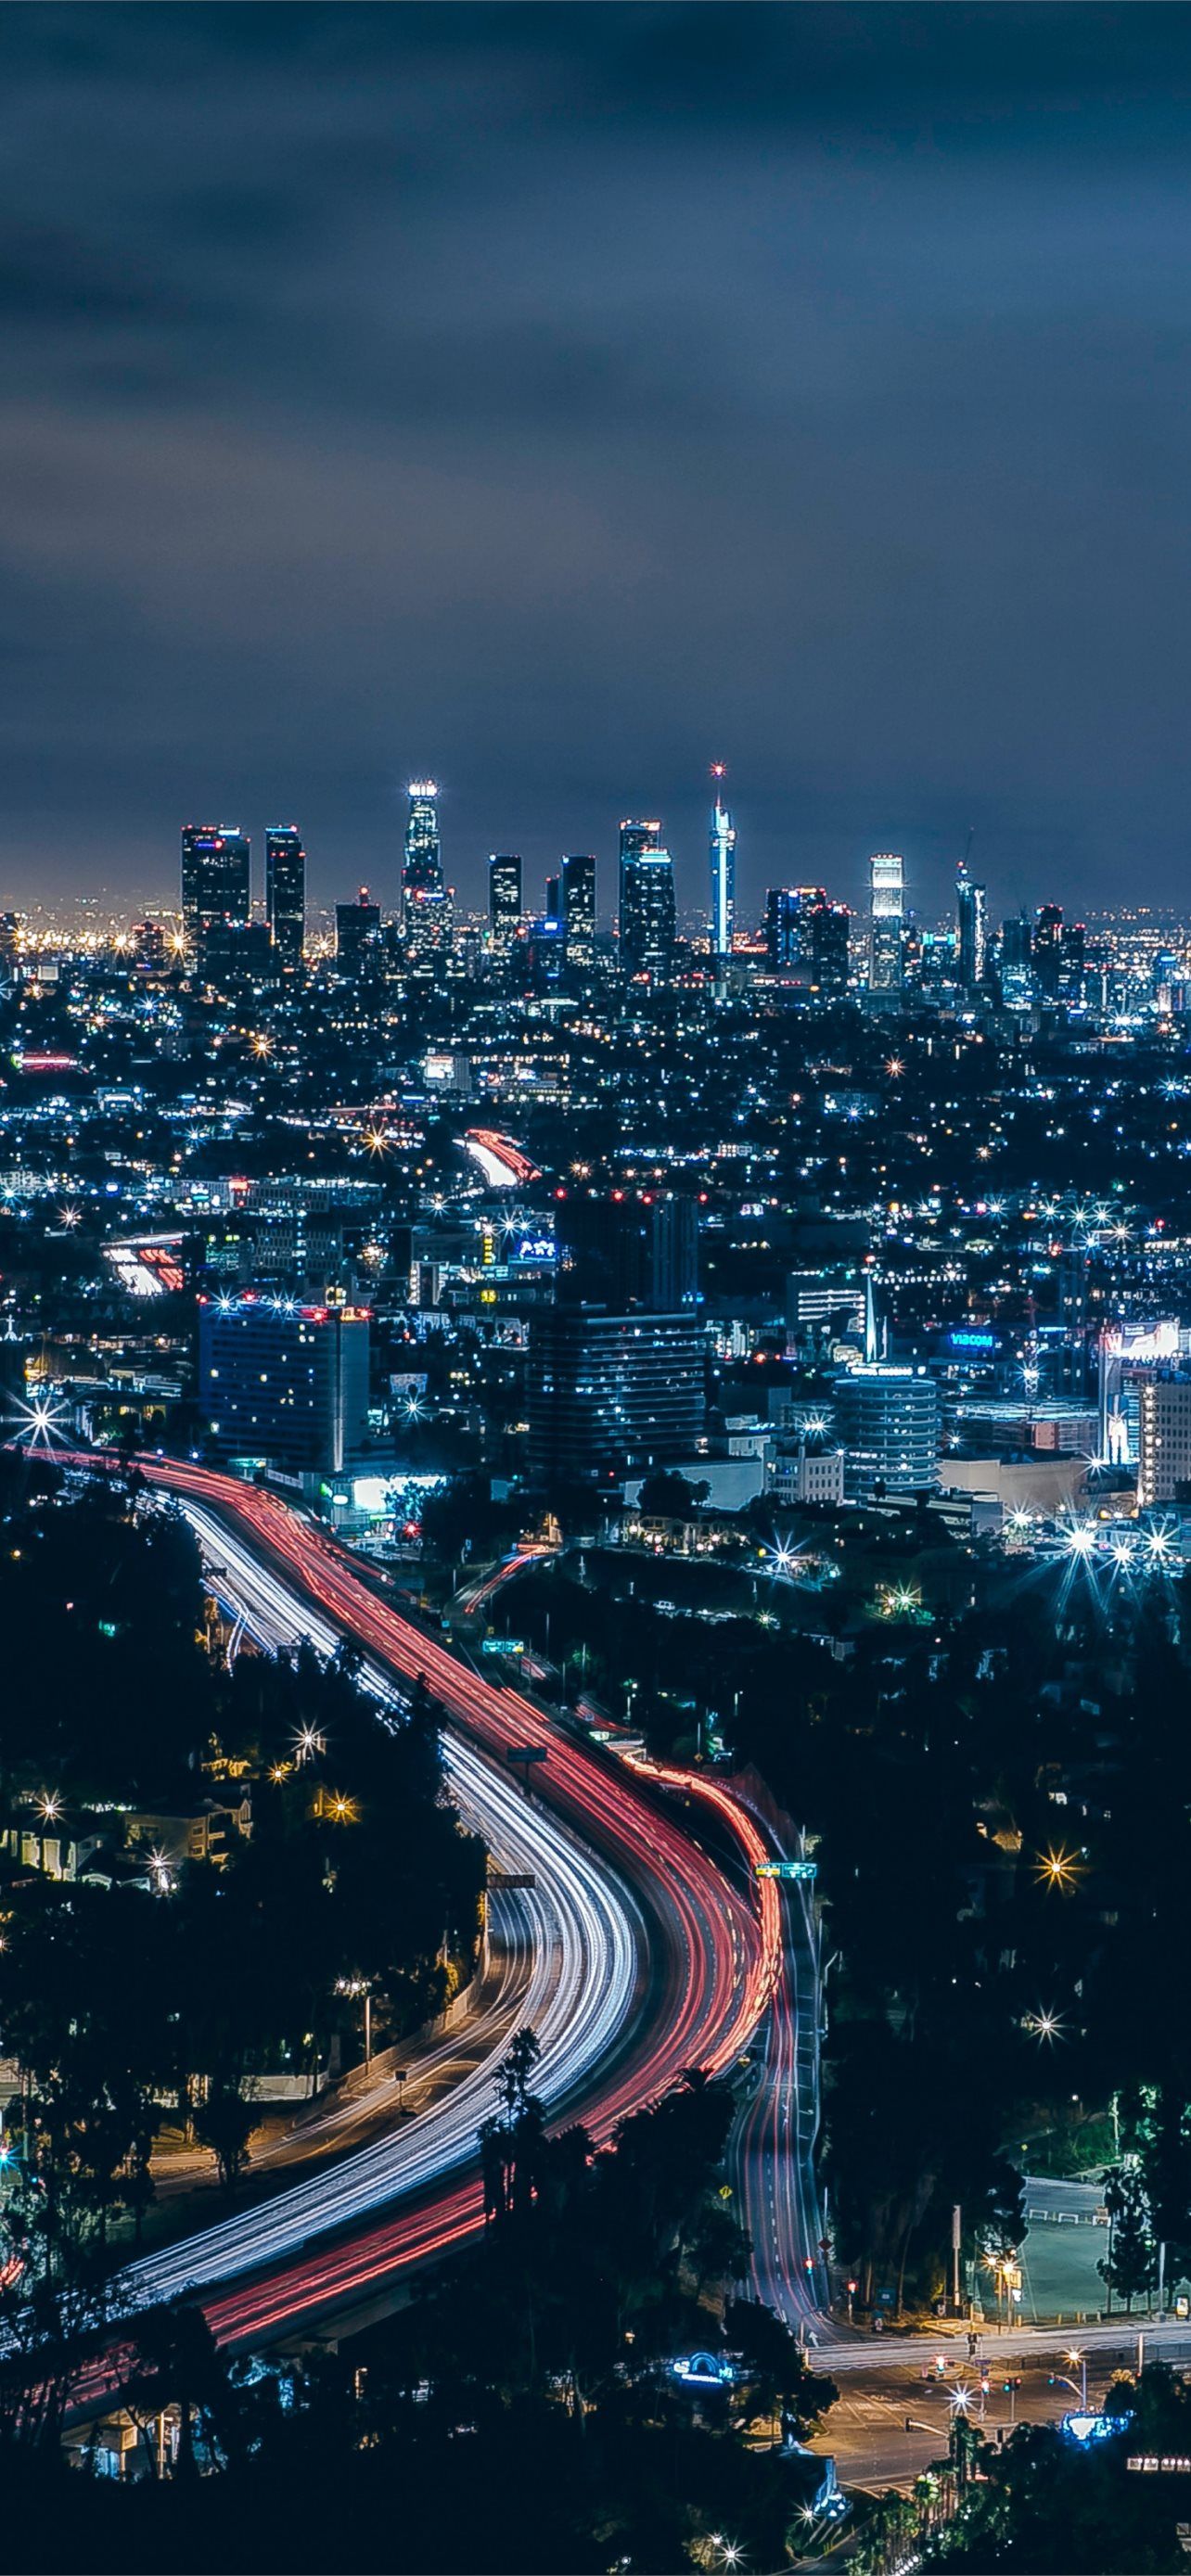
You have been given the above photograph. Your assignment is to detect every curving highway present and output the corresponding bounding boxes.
[117,1460,778,2343]
[120,1502,643,2313]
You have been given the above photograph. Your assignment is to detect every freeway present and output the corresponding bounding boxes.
[121,1501,644,2314]
[118,1458,778,2341]
[730,1844,826,2333]
[627,1757,827,2336]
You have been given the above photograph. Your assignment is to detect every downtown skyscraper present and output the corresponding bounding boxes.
[619,821,675,980]
[561,852,596,972]
[181,824,251,963]
[867,850,904,992]
[708,766,736,967]
[402,780,451,955]
[488,853,522,951]
[265,826,306,973]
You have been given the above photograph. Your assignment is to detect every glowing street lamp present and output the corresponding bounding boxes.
[1035,1845,1083,1894]
[7,1391,70,1452]
[1023,2006,1066,2044]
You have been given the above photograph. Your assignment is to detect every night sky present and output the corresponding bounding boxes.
[5,3,1191,923]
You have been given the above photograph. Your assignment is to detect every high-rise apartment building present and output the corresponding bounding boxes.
[265,826,306,973]
[198,1293,370,1476]
[561,853,596,971]
[868,852,904,991]
[488,853,522,951]
[619,821,676,979]
[1138,1380,1191,1507]
[708,766,736,965]
[181,825,251,963]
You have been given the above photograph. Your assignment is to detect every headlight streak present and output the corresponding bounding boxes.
[118,1503,642,2317]
[39,1455,774,2366]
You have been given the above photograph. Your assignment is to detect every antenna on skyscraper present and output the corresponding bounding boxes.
[958,824,975,882]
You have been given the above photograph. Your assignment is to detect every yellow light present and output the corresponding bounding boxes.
[1035,1844,1083,1893]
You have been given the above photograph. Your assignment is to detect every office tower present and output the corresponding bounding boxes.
[403,780,442,911]
[867,852,904,991]
[544,874,561,925]
[765,887,849,991]
[488,853,522,950]
[1138,1380,1191,1508]
[198,1292,370,1476]
[531,1192,702,1476]
[524,913,564,989]
[181,825,250,962]
[708,765,736,965]
[561,853,596,970]
[811,897,850,993]
[786,1267,866,1346]
[527,1308,705,1478]
[0,914,20,971]
[619,820,676,978]
[335,886,381,974]
[956,863,987,990]
[999,910,1032,1009]
[200,919,278,989]
[1060,919,1086,993]
[832,1364,940,1501]
[556,1192,698,1313]
[405,885,454,958]
[1033,902,1064,999]
[765,888,800,969]
[265,827,306,973]
[131,920,167,973]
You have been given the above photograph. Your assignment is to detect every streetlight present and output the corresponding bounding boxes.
[1067,2348,1088,2410]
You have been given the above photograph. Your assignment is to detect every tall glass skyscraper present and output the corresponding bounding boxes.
[403,780,451,956]
[619,821,675,979]
[561,852,596,971]
[956,862,987,991]
[868,850,904,991]
[265,826,306,973]
[403,781,442,904]
[181,825,251,963]
[708,765,736,964]
[488,853,522,950]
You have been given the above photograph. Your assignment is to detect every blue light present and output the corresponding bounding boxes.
[1062,2412,1129,2447]
[671,2351,736,2388]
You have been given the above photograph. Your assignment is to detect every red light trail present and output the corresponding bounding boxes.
[127,1460,780,2346]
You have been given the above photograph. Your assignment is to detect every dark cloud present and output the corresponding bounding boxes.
[1,3,1191,922]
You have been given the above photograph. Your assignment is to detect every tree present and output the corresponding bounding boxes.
[636,1471,711,1520]
[1098,2163,1156,2315]
[193,2081,259,2194]
[724,2298,838,2442]
[1139,2085,1191,2296]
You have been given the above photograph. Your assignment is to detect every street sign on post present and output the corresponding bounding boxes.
[755,1859,817,1881]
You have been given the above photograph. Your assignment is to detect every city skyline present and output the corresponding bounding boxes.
[6,12,1191,2567]
[6,6,1191,913]
[2,782,1141,936]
